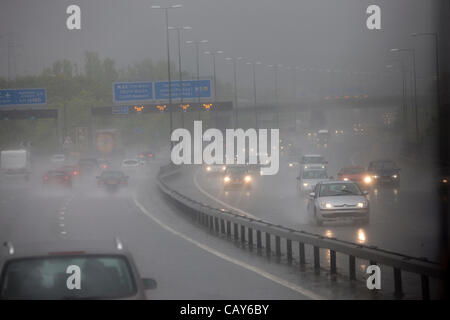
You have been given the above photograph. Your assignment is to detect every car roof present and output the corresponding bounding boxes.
[371,159,396,163]
[303,168,327,172]
[1,239,130,261]
[319,180,358,185]
[303,154,323,157]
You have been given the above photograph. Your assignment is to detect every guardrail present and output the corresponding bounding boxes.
[156,164,443,300]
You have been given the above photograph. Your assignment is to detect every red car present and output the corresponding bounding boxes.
[337,166,373,188]
[60,165,80,177]
[43,170,72,188]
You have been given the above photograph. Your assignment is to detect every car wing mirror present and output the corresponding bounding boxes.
[363,190,369,195]
[142,278,157,290]
[309,192,315,198]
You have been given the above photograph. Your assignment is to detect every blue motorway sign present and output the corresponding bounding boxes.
[154,80,211,100]
[0,88,47,106]
[113,82,153,103]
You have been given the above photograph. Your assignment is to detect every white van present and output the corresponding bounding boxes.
[0,150,31,180]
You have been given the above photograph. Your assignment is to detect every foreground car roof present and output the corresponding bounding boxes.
[0,240,129,260]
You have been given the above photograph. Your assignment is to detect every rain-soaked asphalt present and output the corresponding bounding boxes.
[0,153,379,300]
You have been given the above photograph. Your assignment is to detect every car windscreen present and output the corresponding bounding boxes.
[123,160,138,165]
[319,183,362,197]
[101,171,125,179]
[341,167,365,174]
[372,161,397,170]
[302,156,324,163]
[227,168,247,175]
[303,170,327,179]
[0,255,137,300]
[48,171,67,177]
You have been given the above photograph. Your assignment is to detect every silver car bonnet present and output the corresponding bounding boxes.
[318,195,367,206]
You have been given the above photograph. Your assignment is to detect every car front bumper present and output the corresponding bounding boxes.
[318,208,369,221]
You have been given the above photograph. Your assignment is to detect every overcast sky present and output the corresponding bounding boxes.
[0,0,440,95]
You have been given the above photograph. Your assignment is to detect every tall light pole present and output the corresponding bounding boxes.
[386,62,408,129]
[186,40,208,102]
[225,57,244,127]
[412,32,441,109]
[169,26,191,128]
[268,64,282,128]
[246,61,262,129]
[391,48,419,146]
[151,4,182,146]
[204,50,224,126]
[204,50,224,101]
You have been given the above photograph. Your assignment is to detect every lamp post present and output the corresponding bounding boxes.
[151,4,182,146]
[386,62,408,129]
[186,40,208,121]
[268,64,282,128]
[246,61,262,129]
[169,26,191,128]
[390,48,419,146]
[412,32,441,109]
[225,57,244,127]
[204,50,224,127]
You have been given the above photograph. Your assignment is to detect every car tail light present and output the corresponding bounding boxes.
[44,176,48,180]
[148,153,152,157]
[103,164,107,169]
[99,180,104,184]
[73,171,78,175]
[120,180,126,184]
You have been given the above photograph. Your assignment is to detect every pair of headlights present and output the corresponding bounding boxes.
[224,175,252,183]
[320,201,367,209]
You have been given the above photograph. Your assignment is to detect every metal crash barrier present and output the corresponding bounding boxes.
[156,164,443,300]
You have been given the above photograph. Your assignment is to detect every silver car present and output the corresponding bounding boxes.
[307,181,369,226]
[297,168,329,193]
[0,239,157,300]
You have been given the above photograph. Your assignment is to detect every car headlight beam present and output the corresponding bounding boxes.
[364,176,372,184]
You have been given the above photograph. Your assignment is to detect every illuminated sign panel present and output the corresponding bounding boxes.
[92,102,232,116]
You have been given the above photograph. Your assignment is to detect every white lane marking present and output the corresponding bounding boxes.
[60,230,67,235]
[132,195,323,300]
[193,169,259,219]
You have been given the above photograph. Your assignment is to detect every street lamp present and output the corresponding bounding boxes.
[151,4,182,146]
[390,48,419,146]
[204,50,224,127]
[246,61,262,128]
[186,40,208,103]
[204,50,224,101]
[169,26,192,128]
[412,32,441,109]
[268,64,283,128]
[386,62,408,128]
[225,57,244,127]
